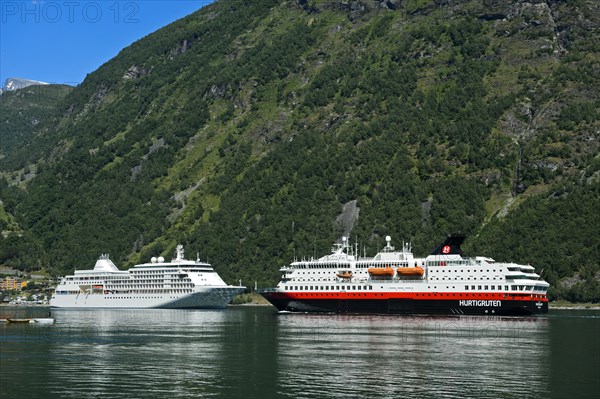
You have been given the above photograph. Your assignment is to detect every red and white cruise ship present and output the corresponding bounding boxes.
[260,235,549,316]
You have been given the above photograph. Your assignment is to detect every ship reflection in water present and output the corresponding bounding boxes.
[275,313,551,398]
[1,307,598,398]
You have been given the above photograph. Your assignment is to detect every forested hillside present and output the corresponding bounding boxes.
[0,0,598,301]
[0,84,72,164]
[0,83,73,255]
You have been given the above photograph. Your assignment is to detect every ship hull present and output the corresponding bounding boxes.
[261,293,548,316]
[50,287,245,309]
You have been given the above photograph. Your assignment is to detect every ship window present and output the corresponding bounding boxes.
[478,285,482,290]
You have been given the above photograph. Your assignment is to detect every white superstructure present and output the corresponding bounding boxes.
[50,245,245,309]
[262,235,550,315]
[278,236,549,295]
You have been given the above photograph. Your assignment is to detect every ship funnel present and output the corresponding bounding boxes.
[431,234,465,255]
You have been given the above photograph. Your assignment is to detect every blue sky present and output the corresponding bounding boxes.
[0,1,213,86]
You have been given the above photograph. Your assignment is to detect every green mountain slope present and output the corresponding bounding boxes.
[0,84,73,166]
[0,84,72,269]
[1,0,598,301]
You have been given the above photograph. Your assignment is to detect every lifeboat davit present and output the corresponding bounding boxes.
[368,267,395,277]
[396,266,425,277]
[336,271,352,279]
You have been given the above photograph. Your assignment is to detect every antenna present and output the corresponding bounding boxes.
[292,221,296,261]
[175,244,184,261]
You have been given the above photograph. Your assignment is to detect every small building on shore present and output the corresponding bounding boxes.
[0,277,27,290]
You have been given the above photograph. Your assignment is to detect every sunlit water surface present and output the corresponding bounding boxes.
[1,307,598,398]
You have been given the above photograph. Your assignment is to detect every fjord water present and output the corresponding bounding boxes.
[1,307,598,399]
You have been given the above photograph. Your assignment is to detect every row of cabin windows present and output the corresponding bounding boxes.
[296,264,352,269]
[465,285,509,291]
[355,263,410,268]
[427,260,472,266]
[432,276,501,281]
[297,271,371,275]
[286,285,374,291]
[296,276,506,282]
[297,270,410,275]
[297,270,518,276]
[464,285,543,292]
[432,269,500,273]
[133,272,195,276]
[283,284,545,293]
[295,263,413,269]
[67,276,123,281]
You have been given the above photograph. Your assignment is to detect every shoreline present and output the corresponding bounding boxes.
[548,300,600,310]
[3,301,598,309]
[229,303,272,307]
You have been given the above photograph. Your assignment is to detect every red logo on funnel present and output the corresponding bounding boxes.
[442,245,451,254]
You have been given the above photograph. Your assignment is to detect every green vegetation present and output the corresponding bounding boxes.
[549,300,600,309]
[0,84,73,167]
[0,0,598,301]
[230,293,270,305]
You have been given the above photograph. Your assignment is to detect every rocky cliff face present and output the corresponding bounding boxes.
[1,78,49,94]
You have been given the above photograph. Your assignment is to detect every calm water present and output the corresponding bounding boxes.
[1,306,598,399]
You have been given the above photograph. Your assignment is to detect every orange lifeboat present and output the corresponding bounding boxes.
[336,271,353,279]
[396,267,425,277]
[368,267,395,277]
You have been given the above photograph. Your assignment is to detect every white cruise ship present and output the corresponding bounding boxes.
[50,245,245,309]
[261,235,549,316]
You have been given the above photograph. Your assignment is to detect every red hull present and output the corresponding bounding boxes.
[261,291,548,316]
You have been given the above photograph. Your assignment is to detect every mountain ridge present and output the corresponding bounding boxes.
[1,78,50,95]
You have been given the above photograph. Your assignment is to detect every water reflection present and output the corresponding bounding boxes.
[1,308,598,398]
[274,314,550,398]
[548,310,600,399]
